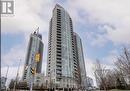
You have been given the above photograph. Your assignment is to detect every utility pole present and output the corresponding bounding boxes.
[13,59,21,91]
[5,66,9,79]
[5,65,9,91]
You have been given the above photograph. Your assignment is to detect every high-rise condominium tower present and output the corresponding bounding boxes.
[22,31,43,82]
[47,4,87,88]
[73,32,87,89]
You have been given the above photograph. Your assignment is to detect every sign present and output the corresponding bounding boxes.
[35,53,40,62]
[0,0,14,16]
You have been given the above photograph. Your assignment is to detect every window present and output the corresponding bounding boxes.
[57,21,61,23]
[57,57,61,60]
[57,54,61,57]
[57,47,61,50]
[57,31,61,33]
[57,39,61,41]
[57,34,61,36]
[57,41,61,44]
[57,26,61,28]
[57,45,61,47]
[57,19,61,21]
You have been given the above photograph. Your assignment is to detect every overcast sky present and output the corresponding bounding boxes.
[1,0,130,86]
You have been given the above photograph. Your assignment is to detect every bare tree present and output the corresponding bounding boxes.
[94,47,130,90]
[94,60,109,90]
[105,69,127,89]
[114,47,130,89]
[115,47,130,76]
[105,70,116,89]
[9,79,15,89]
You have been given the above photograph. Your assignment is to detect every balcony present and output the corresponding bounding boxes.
[56,63,62,66]
[56,70,62,74]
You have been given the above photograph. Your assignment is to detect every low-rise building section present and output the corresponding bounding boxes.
[86,76,94,89]
[1,77,7,91]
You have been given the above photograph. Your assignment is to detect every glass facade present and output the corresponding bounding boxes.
[47,4,86,88]
[61,10,73,78]
[22,32,43,82]
[73,32,87,89]
[47,4,75,86]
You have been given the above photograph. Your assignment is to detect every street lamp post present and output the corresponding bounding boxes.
[29,54,39,91]
[30,78,33,91]
[24,61,36,91]
[29,64,36,91]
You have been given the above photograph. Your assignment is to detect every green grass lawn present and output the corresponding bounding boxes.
[109,89,130,91]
